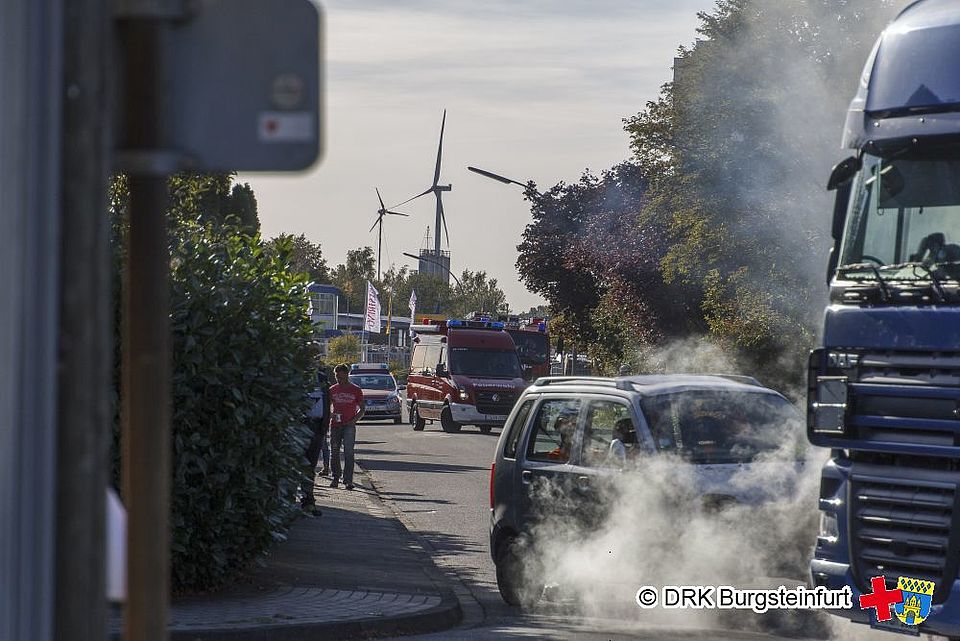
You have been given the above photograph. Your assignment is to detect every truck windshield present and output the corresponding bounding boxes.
[839,154,960,281]
[640,391,801,464]
[449,348,522,379]
[506,330,549,366]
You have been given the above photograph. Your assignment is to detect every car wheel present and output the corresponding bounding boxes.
[480,425,493,434]
[495,536,541,608]
[440,405,462,433]
[412,404,425,431]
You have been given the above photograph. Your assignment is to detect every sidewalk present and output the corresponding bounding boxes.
[110,468,462,641]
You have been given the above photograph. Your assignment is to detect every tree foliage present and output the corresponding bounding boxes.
[517,0,906,383]
[265,233,329,284]
[327,334,361,365]
[330,246,375,313]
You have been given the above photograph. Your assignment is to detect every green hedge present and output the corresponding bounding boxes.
[167,221,313,590]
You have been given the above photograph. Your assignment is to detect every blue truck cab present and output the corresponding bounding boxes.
[809,1,960,637]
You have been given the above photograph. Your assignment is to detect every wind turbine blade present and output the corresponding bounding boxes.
[392,187,432,208]
[376,187,386,211]
[369,217,381,234]
[439,197,450,246]
[386,210,410,217]
[432,109,446,187]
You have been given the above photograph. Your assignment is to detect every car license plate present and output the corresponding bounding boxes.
[871,617,920,637]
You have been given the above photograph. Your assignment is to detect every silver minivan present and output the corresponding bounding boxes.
[488,374,803,606]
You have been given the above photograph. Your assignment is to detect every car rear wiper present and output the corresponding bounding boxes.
[837,263,891,301]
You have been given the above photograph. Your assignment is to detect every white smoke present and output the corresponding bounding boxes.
[522,405,829,636]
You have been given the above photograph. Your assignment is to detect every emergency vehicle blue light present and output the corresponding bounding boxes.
[448,319,464,327]
[491,321,505,329]
[538,322,546,332]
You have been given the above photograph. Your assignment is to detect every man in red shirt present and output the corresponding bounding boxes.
[329,363,365,489]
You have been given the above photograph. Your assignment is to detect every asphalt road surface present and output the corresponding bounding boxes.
[352,409,904,641]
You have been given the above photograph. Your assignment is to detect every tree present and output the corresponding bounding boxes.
[327,334,361,365]
[620,0,905,386]
[449,270,508,318]
[265,233,329,283]
[516,163,696,369]
[330,246,375,313]
[168,172,260,234]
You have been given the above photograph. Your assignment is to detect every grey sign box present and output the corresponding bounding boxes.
[164,0,321,171]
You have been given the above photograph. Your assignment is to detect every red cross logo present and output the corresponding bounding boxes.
[859,576,904,622]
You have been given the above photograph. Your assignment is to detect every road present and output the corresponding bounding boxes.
[351,411,894,641]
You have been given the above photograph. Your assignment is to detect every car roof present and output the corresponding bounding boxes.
[527,374,785,399]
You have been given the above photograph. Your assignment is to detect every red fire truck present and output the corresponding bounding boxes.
[407,318,528,434]
[501,316,551,380]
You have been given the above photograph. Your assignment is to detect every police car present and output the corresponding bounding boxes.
[349,363,403,424]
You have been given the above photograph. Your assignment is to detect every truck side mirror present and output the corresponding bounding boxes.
[522,365,534,381]
[436,362,447,377]
[827,155,860,191]
[827,180,852,284]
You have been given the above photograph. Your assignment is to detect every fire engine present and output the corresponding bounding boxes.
[407,318,529,434]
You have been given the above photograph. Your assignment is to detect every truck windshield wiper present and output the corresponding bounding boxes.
[837,263,891,301]
[883,261,947,302]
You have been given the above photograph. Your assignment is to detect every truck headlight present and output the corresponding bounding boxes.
[819,512,839,541]
[387,394,400,404]
[811,376,848,434]
[459,390,469,400]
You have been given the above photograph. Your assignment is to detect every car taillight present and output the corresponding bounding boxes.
[489,462,496,509]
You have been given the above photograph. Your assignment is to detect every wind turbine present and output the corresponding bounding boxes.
[395,110,452,259]
[370,188,409,281]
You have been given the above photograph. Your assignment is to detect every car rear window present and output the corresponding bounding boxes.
[502,399,534,459]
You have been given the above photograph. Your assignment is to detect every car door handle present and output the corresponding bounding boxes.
[521,470,533,484]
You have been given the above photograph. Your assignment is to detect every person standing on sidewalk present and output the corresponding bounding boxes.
[302,370,331,515]
[329,363,365,489]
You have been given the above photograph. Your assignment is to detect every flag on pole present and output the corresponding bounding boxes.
[386,289,393,336]
[364,281,381,334]
[408,290,418,335]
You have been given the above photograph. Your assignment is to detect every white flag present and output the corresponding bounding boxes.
[408,290,418,335]
[364,281,381,333]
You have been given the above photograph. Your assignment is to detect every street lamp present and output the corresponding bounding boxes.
[403,251,462,316]
[467,165,540,196]
[402,251,463,288]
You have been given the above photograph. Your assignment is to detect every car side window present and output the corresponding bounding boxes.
[526,399,580,463]
[581,399,636,468]
[503,399,534,459]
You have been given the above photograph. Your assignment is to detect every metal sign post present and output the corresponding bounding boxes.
[113,2,321,640]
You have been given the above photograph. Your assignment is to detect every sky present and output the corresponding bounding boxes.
[240,0,718,312]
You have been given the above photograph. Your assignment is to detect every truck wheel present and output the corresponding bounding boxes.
[495,536,541,608]
[412,404,425,431]
[480,425,493,434]
[440,405,462,433]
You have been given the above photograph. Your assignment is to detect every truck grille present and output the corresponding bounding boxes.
[475,391,517,416]
[847,351,960,451]
[850,473,960,603]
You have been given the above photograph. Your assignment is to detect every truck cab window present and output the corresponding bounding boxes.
[839,156,960,281]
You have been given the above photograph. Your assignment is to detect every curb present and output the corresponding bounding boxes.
[163,590,461,641]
